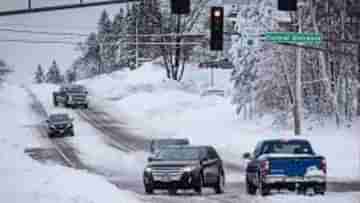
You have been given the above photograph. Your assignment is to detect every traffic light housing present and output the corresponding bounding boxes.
[210,7,224,51]
[278,0,297,11]
[171,0,190,14]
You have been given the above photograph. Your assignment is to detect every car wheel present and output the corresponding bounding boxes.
[48,133,54,138]
[314,184,326,195]
[53,97,58,107]
[69,130,75,137]
[259,181,270,196]
[168,188,177,195]
[246,176,257,195]
[194,173,203,195]
[145,185,154,194]
[83,104,88,109]
[214,171,225,194]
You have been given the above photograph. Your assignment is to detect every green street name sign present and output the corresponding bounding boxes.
[265,32,322,44]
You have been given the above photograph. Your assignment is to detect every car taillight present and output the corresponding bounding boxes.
[260,160,270,175]
[320,159,327,174]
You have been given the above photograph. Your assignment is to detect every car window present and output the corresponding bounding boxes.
[253,142,263,158]
[261,141,314,155]
[207,147,219,160]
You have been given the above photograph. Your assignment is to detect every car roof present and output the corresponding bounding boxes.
[160,145,212,150]
[262,139,310,143]
[49,113,68,117]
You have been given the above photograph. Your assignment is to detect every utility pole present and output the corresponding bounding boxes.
[135,3,139,69]
[294,2,304,136]
[174,14,182,80]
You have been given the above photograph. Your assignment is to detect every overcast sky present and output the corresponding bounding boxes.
[0,0,124,84]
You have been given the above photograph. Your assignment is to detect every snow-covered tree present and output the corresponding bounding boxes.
[34,64,45,84]
[46,60,63,84]
[230,0,284,117]
[0,59,12,84]
[98,10,115,73]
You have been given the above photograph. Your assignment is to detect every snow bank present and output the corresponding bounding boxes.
[0,83,142,203]
[78,62,360,181]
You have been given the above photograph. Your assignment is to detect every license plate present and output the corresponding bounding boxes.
[155,176,171,182]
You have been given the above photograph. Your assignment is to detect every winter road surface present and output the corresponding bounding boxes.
[26,87,360,203]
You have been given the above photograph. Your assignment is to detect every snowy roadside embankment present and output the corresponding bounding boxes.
[77,62,360,181]
[0,83,142,203]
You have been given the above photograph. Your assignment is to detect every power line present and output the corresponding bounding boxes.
[0,27,89,37]
[0,0,140,17]
[0,23,97,31]
[0,39,78,45]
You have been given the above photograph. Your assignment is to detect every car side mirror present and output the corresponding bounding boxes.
[243,152,251,159]
[148,156,154,162]
[45,119,49,123]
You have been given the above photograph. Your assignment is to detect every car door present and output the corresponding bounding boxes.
[57,87,66,102]
[246,142,263,185]
[202,147,221,185]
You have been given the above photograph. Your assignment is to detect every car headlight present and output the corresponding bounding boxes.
[183,166,197,173]
[66,123,73,128]
[145,167,152,173]
[49,125,56,129]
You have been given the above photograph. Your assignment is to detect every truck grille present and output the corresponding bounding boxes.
[71,95,86,101]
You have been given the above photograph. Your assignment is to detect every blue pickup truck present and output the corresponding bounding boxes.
[244,139,326,196]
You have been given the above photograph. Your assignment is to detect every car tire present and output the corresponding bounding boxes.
[246,176,257,195]
[314,184,326,195]
[48,133,54,138]
[214,171,225,194]
[69,130,75,137]
[259,181,270,196]
[83,104,88,109]
[194,173,203,195]
[145,185,154,194]
[53,96,58,107]
[168,188,177,195]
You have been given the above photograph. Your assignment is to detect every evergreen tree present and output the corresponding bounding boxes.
[98,10,115,73]
[80,32,102,76]
[46,60,63,84]
[112,8,127,69]
[0,59,12,83]
[65,69,76,83]
[34,64,45,84]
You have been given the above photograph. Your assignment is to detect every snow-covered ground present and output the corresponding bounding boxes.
[79,62,360,181]
[0,83,142,203]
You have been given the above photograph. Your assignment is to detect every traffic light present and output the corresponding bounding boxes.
[171,0,190,15]
[210,7,224,51]
[278,0,297,11]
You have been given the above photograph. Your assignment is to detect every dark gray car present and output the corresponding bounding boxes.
[46,113,74,138]
[143,146,225,195]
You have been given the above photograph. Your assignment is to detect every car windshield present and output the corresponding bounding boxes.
[153,139,189,149]
[262,141,314,155]
[155,148,200,161]
[68,86,85,93]
[49,114,69,122]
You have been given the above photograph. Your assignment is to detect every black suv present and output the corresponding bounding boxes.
[149,138,190,154]
[143,146,225,195]
[46,113,74,138]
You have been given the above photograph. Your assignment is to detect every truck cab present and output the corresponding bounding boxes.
[244,139,326,196]
[53,84,89,108]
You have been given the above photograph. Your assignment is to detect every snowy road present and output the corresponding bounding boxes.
[26,85,360,203]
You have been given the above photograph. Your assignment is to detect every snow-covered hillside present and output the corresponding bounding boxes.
[79,62,360,181]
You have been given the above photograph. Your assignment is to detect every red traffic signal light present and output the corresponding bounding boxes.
[171,0,190,14]
[278,0,297,11]
[210,7,224,51]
